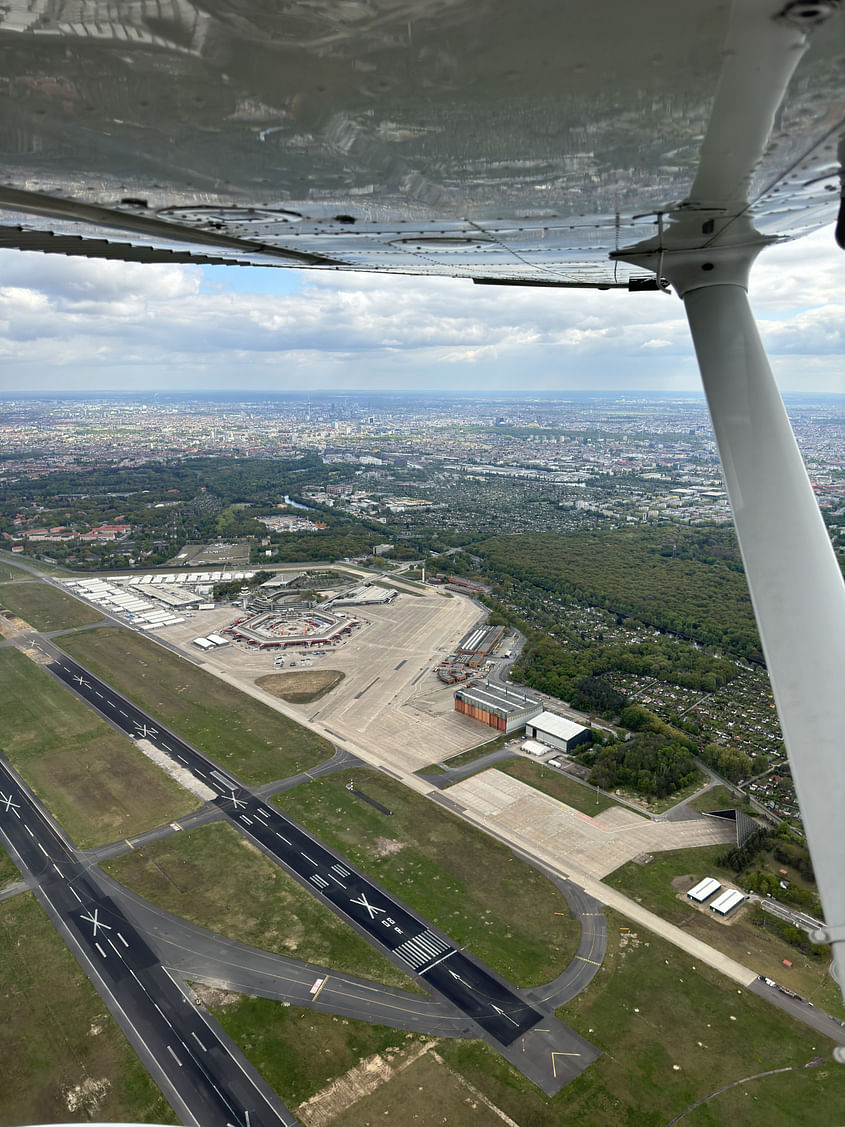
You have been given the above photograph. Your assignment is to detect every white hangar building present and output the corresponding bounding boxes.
[524,711,592,754]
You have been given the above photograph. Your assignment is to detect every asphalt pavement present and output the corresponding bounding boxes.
[42,642,601,1094]
[0,757,300,1127]
[97,867,474,1038]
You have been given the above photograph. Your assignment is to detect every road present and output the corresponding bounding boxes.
[41,641,600,1093]
[525,874,608,1009]
[0,758,299,1127]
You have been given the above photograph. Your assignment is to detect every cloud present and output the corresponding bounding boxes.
[0,223,842,393]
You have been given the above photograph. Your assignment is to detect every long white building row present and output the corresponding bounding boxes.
[62,577,185,629]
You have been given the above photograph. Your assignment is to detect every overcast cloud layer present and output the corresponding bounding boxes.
[0,226,843,396]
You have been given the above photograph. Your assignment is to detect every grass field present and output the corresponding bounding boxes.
[255,669,345,704]
[206,906,845,1127]
[0,581,103,632]
[209,996,424,1109]
[0,550,71,577]
[0,649,194,848]
[0,891,173,1125]
[436,908,845,1127]
[604,846,844,1019]
[59,627,333,784]
[104,823,418,990]
[688,784,755,814]
[495,758,644,817]
[0,843,21,890]
[329,1049,507,1127]
[275,769,580,987]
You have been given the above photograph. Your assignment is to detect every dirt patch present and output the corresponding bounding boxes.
[191,982,246,1008]
[296,1039,434,1127]
[0,610,28,636]
[64,1076,111,1115]
[671,874,697,893]
[373,837,404,858]
[618,929,643,951]
[256,670,345,703]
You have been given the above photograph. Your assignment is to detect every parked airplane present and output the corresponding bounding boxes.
[0,0,843,1004]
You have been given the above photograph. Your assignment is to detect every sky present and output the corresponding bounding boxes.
[0,225,843,397]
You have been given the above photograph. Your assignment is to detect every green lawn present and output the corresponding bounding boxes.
[0,550,72,577]
[104,823,418,990]
[0,581,103,631]
[494,758,644,817]
[437,908,845,1127]
[210,997,424,1109]
[0,842,21,891]
[212,902,845,1127]
[329,1050,507,1127]
[275,769,580,987]
[604,846,843,1019]
[0,649,195,848]
[0,892,173,1124]
[59,627,333,785]
[688,785,754,814]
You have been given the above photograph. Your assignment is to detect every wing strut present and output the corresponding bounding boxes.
[667,249,845,1034]
[612,0,845,1022]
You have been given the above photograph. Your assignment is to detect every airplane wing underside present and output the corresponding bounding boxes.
[0,0,841,279]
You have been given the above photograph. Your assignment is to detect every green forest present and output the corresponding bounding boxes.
[475,526,762,661]
[587,732,700,799]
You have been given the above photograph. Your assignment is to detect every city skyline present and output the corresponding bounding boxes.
[0,225,842,397]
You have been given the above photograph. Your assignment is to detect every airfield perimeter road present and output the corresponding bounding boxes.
[0,758,300,1127]
[41,641,600,1094]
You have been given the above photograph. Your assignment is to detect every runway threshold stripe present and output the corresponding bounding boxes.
[425,949,455,971]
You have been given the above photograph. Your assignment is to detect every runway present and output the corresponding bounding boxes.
[0,757,300,1127]
[45,641,600,1093]
[96,868,474,1038]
